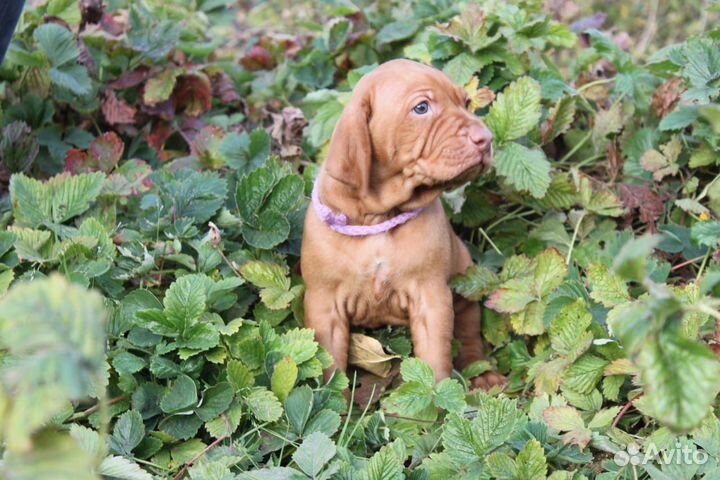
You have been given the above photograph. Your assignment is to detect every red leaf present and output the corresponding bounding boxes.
[211,72,240,104]
[102,90,137,125]
[90,131,124,172]
[241,45,275,71]
[174,73,212,117]
[108,66,152,90]
[619,184,664,227]
[100,12,126,37]
[64,148,92,174]
[146,123,174,162]
[652,77,685,119]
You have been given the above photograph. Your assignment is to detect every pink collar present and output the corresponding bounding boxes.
[311,179,424,236]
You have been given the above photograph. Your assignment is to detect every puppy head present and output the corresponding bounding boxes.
[325,59,493,211]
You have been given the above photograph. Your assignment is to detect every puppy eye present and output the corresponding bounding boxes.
[465,98,472,109]
[413,101,430,115]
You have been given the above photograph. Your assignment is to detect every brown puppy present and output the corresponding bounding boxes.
[301,59,506,390]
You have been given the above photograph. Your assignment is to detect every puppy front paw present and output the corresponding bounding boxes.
[470,371,507,391]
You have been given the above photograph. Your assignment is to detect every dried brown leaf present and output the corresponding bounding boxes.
[348,333,399,378]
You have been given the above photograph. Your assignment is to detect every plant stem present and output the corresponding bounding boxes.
[670,254,707,272]
[566,211,587,264]
[173,415,231,480]
[612,396,640,429]
[558,131,592,164]
[697,249,712,281]
[478,227,503,257]
[576,77,616,94]
[342,384,377,447]
[70,395,127,421]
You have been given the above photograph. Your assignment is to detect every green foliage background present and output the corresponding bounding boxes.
[2,0,720,479]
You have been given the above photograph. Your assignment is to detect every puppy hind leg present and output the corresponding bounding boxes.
[453,296,485,369]
[453,296,506,390]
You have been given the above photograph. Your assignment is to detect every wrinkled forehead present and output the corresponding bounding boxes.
[358,61,466,108]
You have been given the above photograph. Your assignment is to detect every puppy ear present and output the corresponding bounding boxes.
[324,95,373,196]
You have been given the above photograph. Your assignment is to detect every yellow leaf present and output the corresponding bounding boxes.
[348,333,399,378]
[464,76,495,112]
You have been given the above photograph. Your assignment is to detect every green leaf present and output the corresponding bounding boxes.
[196,382,234,422]
[246,388,283,422]
[0,274,107,452]
[450,265,500,301]
[307,99,343,148]
[109,410,145,456]
[286,385,314,434]
[542,96,576,143]
[235,160,289,221]
[692,221,720,247]
[164,274,209,335]
[304,409,341,437]
[659,105,700,131]
[543,405,592,449]
[533,248,568,296]
[99,456,153,480]
[434,378,466,413]
[433,4,501,53]
[487,452,517,480]
[365,444,404,480]
[271,357,298,403]
[486,77,542,143]
[562,354,608,394]
[0,270,14,295]
[400,358,436,387]
[516,439,548,480]
[292,432,336,478]
[613,234,661,281]
[33,23,79,67]
[112,351,146,375]
[587,406,623,429]
[242,210,291,249]
[46,0,81,25]
[160,374,198,413]
[144,68,180,105]
[587,263,630,307]
[241,261,291,290]
[494,143,551,198]
[51,172,105,224]
[237,467,308,480]
[442,53,484,85]
[442,395,527,464]
[221,129,271,172]
[386,381,434,416]
[639,332,720,431]
[10,174,52,227]
[0,430,96,480]
[70,423,106,460]
[227,360,255,391]
[49,65,92,96]
[265,176,304,213]
[549,299,593,361]
[323,17,352,52]
[376,20,419,45]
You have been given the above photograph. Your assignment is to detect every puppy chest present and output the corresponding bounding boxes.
[338,249,415,326]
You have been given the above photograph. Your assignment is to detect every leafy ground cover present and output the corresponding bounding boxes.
[1,0,720,479]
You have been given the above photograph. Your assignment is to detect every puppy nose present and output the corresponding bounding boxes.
[469,124,492,153]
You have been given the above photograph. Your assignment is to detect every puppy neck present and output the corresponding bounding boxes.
[317,171,442,225]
